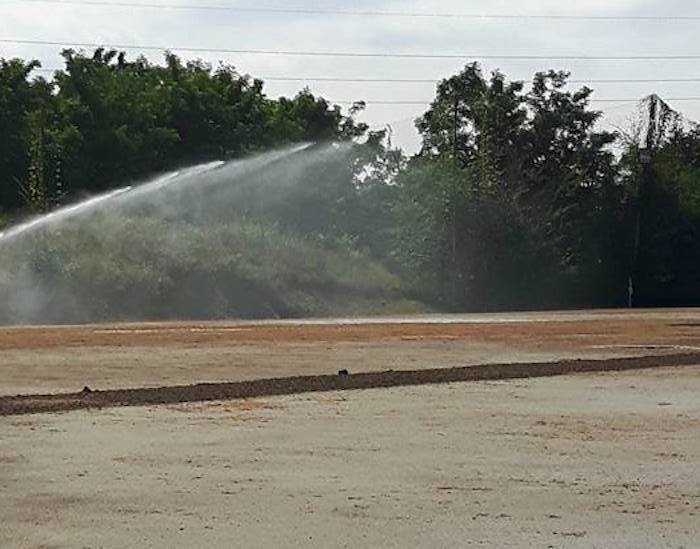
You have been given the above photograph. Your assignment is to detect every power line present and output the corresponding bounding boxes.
[4,38,700,60]
[30,68,700,86]
[244,77,700,84]
[337,98,700,105]
[23,68,700,105]
[25,68,700,104]
[7,0,700,21]
[29,68,700,85]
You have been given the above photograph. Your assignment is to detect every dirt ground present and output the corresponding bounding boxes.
[3,308,700,396]
[2,309,700,547]
[3,353,700,416]
[2,366,699,548]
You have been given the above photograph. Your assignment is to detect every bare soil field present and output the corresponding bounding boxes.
[4,309,700,351]
[2,309,700,547]
[1,366,699,548]
[3,352,700,416]
[3,309,700,397]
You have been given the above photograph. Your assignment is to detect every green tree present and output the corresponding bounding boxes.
[0,59,52,211]
[620,95,700,304]
[396,64,622,309]
[0,49,366,212]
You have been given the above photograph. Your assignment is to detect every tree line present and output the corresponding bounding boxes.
[0,49,365,213]
[394,65,700,309]
[2,51,699,311]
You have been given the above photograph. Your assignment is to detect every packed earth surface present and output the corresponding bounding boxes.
[1,309,700,547]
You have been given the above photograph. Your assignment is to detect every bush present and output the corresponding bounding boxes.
[0,211,409,324]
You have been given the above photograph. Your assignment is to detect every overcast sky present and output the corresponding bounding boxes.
[2,0,700,152]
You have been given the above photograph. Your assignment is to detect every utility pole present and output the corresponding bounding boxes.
[453,93,459,165]
[629,147,651,307]
[451,92,458,300]
[452,94,458,260]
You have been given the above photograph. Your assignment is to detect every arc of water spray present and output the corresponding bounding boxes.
[0,143,314,246]
[0,186,134,243]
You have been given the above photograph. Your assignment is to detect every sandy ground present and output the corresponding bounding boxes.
[0,341,670,397]
[3,308,700,396]
[1,366,699,548]
[2,310,700,547]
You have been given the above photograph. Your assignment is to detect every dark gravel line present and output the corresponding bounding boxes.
[2,353,699,416]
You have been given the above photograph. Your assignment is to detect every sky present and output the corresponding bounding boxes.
[2,0,700,153]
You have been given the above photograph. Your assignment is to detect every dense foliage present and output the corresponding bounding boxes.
[394,66,700,309]
[0,213,418,323]
[1,51,699,321]
[397,65,624,309]
[0,50,366,212]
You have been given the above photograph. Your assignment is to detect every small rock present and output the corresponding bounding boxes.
[338,369,349,376]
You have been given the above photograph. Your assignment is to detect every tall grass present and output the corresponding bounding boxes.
[0,212,414,323]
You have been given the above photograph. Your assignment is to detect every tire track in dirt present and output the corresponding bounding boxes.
[2,352,700,416]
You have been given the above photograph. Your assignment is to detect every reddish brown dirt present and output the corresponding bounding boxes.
[4,310,700,414]
[3,352,699,416]
[2,315,700,350]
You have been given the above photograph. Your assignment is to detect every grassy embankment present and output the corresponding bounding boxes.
[0,213,427,324]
